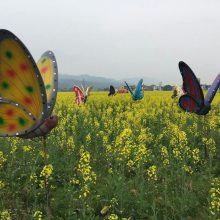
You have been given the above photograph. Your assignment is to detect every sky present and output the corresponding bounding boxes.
[1,0,220,85]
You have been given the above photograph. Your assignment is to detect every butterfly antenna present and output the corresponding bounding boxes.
[125,81,133,95]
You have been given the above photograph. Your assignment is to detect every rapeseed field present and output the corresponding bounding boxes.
[0,91,220,219]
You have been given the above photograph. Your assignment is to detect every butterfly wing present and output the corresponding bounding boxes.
[86,86,92,96]
[133,79,144,100]
[0,100,37,136]
[108,85,115,96]
[124,81,133,96]
[204,73,220,104]
[178,61,204,104]
[73,86,84,104]
[179,94,203,113]
[0,29,47,136]
[37,51,58,116]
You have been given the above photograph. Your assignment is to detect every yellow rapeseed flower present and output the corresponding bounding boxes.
[0,210,11,220]
[23,145,32,152]
[108,214,119,220]
[33,210,43,220]
[147,165,157,181]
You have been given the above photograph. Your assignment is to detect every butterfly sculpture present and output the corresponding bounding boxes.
[0,29,58,138]
[171,85,184,99]
[73,85,92,104]
[117,87,128,94]
[125,79,144,101]
[178,61,220,115]
[108,85,116,96]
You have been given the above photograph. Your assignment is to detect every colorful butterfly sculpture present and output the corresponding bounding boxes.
[178,61,220,115]
[73,85,92,104]
[125,79,144,101]
[117,87,128,94]
[171,85,184,99]
[108,85,116,96]
[0,29,58,138]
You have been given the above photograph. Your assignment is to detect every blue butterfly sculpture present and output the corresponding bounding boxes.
[125,79,144,101]
[178,61,220,115]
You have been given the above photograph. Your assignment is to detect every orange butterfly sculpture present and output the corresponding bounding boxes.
[0,29,58,138]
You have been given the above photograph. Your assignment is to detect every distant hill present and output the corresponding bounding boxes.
[59,74,159,90]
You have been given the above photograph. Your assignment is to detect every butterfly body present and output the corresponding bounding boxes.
[125,79,144,101]
[178,61,220,115]
[0,30,58,138]
[21,115,58,139]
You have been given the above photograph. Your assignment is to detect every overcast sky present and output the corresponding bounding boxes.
[1,0,220,84]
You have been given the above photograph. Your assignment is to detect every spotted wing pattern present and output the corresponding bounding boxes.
[0,100,36,136]
[37,51,58,116]
[0,29,47,136]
